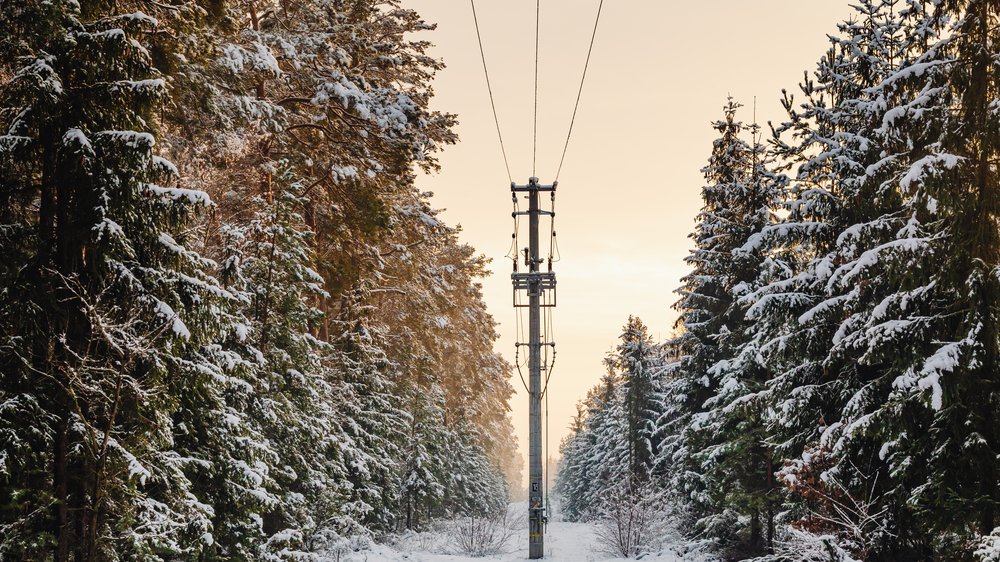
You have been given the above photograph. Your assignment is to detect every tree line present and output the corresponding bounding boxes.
[0,0,520,560]
[557,1,1000,560]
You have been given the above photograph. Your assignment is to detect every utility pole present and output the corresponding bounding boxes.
[512,177,556,559]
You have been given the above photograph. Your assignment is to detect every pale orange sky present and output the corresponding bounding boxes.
[402,0,856,479]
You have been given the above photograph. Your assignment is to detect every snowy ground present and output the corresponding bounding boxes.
[341,501,698,562]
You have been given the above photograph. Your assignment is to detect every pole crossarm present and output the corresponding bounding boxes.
[512,272,556,297]
[511,180,557,193]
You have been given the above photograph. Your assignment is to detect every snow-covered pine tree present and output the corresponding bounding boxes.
[613,316,662,487]
[0,1,250,558]
[157,7,368,555]
[825,1,1000,555]
[743,2,922,556]
[365,195,517,520]
[694,116,784,556]
[659,99,781,551]
[212,0,456,312]
[164,0,511,541]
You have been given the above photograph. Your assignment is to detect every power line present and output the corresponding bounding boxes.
[555,0,605,183]
[470,0,512,184]
[533,0,540,177]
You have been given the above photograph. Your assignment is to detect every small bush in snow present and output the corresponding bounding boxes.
[594,481,672,559]
[445,507,521,557]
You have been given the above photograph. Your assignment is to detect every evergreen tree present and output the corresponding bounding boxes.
[332,301,408,534]
[697,119,783,556]
[825,1,1000,555]
[555,403,591,521]
[614,316,662,487]
[658,99,782,552]
[1,0,513,558]
[0,0,244,558]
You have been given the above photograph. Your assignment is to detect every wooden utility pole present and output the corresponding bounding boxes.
[512,177,556,559]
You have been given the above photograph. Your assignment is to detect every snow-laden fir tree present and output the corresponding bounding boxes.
[821,1,1000,556]
[0,0,249,558]
[737,1,920,556]
[657,99,782,554]
[614,316,663,487]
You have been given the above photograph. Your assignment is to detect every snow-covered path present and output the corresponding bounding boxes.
[361,520,603,561]
[347,502,689,562]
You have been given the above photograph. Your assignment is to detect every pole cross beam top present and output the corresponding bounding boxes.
[510,176,556,559]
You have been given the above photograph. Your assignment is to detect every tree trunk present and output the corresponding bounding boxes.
[767,450,775,553]
[749,509,761,552]
[54,413,70,562]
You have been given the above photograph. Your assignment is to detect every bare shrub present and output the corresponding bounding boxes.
[446,507,522,557]
[594,481,671,558]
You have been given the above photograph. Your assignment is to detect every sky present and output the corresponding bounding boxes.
[400,0,857,482]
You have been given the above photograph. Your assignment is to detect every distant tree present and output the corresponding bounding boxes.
[614,316,662,487]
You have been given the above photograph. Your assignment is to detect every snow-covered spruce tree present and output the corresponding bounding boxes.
[0,0,249,558]
[367,200,516,524]
[750,0,912,462]
[658,99,782,553]
[694,3,922,557]
[213,166,372,558]
[820,1,1000,556]
[556,361,625,522]
[555,403,591,521]
[589,359,631,511]
[555,320,663,525]
[397,358,449,530]
[743,2,923,557]
[613,316,663,488]
[695,116,784,557]
[441,423,509,518]
[329,296,409,534]
[659,103,750,530]
[750,1,1000,557]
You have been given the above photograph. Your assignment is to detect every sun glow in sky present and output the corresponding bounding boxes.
[401,0,856,482]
